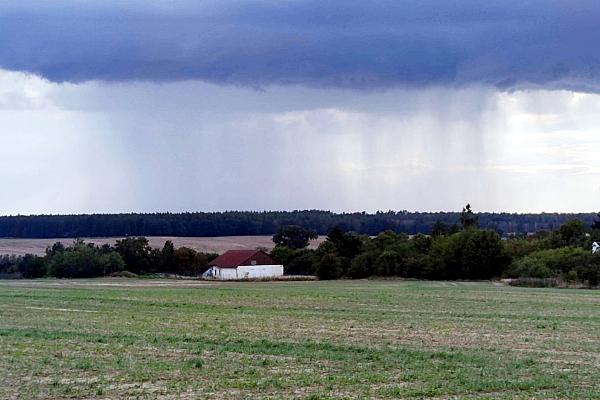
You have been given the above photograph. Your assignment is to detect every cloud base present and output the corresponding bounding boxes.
[1,1,600,91]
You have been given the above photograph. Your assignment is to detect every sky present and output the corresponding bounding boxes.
[1,1,600,214]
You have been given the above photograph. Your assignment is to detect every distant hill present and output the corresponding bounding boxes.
[0,211,596,238]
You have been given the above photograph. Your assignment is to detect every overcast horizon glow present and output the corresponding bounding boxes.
[1,1,599,215]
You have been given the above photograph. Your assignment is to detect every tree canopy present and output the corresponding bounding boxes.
[0,210,597,238]
[272,225,317,249]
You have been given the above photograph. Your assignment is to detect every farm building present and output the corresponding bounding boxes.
[202,250,283,280]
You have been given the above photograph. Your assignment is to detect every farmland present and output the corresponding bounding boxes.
[0,236,325,257]
[0,280,599,399]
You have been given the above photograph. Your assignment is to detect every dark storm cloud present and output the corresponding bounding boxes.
[1,0,600,90]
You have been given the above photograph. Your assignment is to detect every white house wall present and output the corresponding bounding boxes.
[218,267,239,280]
[203,265,284,280]
[236,265,284,279]
[203,266,238,280]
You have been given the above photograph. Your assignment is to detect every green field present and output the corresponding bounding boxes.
[0,279,598,399]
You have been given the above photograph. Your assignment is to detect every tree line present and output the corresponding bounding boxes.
[271,206,600,287]
[0,210,597,238]
[2,206,599,286]
[0,238,218,279]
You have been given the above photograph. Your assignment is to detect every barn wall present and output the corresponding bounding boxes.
[218,267,239,280]
[203,267,238,280]
[237,265,284,279]
[203,265,284,280]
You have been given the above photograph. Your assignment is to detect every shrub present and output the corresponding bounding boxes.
[173,247,208,276]
[574,254,600,286]
[563,270,578,283]
[0,255,22,278]
[506,247,600,285]
[114,237,153,275]
[270,245,297,266]
[404,254,431,278]
[460,230,510,279]
[556,219,587,247]
[348,252,377,279]
[373,250,399,276]
[428,229,509,279]
[285,249,316,276]
[411,234,432,254]
[47,243,125,278]
[503,238,547,259]
[315,253,343,280]
[506,257,552,279]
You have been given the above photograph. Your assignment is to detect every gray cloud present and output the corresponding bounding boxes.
[1,1,600,90]
[2,68,600,214]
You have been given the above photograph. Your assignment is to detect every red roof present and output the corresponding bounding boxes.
[208,250,272,268]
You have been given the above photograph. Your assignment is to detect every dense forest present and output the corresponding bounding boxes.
[0,210,597,238]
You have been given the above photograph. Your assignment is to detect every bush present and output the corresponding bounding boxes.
[373,250,399,276]
[563,270,578,282]
[270,245,297,266]
[285,249,316,275]
[503,238,547,259]
[173,247,208,276]
[556,219,587,247]
[412,234,432,253]
[18,254,47,278]
[574,255,600,286]
[506,256,552,279]
[348,252,377,279]
[0,255,22,278]
[506,247,600,285]
[428,229,509,279]
[404,254,431,278]
[315,253,343,280]
[114,237,153,274]
[47,242,125,278]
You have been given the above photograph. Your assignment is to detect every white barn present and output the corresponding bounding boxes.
[202,250,283,280]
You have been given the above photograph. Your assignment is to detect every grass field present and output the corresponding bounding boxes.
[0,279,598,399]
[0,236,325,256]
